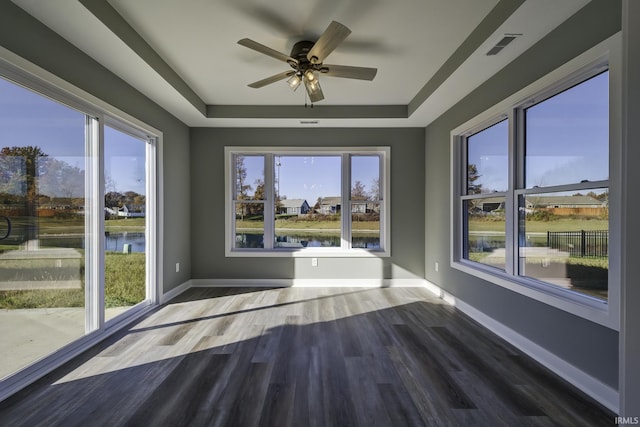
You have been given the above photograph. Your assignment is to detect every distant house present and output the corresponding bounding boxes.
[476,195,605,213]
[278,199,310,215]
[105,204,145,218]
[476,197,505,212]
[318,197,341,214]
[351,200,367,214]
[525,195,605,209]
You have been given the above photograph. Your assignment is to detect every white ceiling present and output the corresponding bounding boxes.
[13,0,590,127]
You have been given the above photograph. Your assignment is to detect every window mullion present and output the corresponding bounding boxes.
[145,137,158,305]
[380,152,388,252]
[342,153,351,250]
[505,108,519,276]
[84,116,104,333]
[513,106,526,277]
[264,154,274,249]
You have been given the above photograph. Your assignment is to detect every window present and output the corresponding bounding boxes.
[463,119,509,271]
[518,71,608,300]
[225,147,389,256]
[453,61,612,322]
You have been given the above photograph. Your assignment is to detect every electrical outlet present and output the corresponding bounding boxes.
[176,262,180,273]
[311,258,318,267]
[435,262,439,272]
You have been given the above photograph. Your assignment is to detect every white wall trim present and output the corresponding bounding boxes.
[190,278,430,288]
[419,280,619,414]
[161,280,193,304]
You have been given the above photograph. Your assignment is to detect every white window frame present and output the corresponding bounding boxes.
[450,34,621,330]
[225,146,391,257]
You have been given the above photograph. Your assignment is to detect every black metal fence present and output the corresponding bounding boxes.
[547,230,608,258]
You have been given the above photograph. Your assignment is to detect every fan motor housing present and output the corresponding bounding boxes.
[289,40,315,70]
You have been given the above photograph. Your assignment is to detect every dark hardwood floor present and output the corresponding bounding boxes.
[0,287,614,426]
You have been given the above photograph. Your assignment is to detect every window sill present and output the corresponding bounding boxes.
[451,259,616,330]
[226,248,391,258]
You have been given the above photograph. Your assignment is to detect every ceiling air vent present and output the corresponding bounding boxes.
[486,33,521,56]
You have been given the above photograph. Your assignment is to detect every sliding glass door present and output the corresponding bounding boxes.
[0,74,156,381]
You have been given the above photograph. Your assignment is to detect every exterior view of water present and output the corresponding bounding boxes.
[34,232,146,253]
[236,232,381,249]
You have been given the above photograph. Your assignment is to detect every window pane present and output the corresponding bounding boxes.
[274,156,341,248]
[464,197,506,270]
[525,71,608,188]
[351,155,380,249]
[352,202,380,249]
[518,189,608,300]
[236,202,264,248]
[466,119,508,194]
[235,155,264,200]
[0,77,86,379]
[104,126,147,321]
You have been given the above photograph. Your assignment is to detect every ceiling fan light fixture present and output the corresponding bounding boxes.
[304,69,316,82]
[287,74,302,91]
[304,74,324,102]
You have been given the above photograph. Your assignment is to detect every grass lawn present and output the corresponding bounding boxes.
[0,252,145,309]
[0,216,145,235]
[105,217,145,231]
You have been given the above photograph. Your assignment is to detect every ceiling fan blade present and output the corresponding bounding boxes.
[307,21,351,64]
[238,38,298,66]
[248,71,296,88]
[321,64,377,80]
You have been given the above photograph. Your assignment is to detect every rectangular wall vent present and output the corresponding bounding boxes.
[487,33,521,56]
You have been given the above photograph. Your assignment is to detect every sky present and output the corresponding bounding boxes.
[467,71,608,193]
[242,154,380,204]
[104,126,147,195]
[0,76,147,196]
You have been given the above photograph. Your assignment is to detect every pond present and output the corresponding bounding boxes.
[35,232,146,253]
[236,232,381,249]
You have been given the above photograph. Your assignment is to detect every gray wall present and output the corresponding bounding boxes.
[0,2,191,294]
[190,127,425,281]
[424,0,621,389]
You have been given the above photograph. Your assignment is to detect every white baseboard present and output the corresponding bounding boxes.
[190,278,429,288]
[421,280,619,414]
[160,279,192,303]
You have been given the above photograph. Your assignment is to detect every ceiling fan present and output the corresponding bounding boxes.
[238,21,377,103]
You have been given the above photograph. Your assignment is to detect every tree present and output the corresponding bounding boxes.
[250,178,266,217]
[351,180,367,201]
[38,158,84,202]
[467,164,483,194]
[105,191,125,208]
[369,178,380,201]
[235,156,252,200]
[586,191,608,202]
[133,194,146,211]
[0,146,48,242]
[235,156,254,220]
